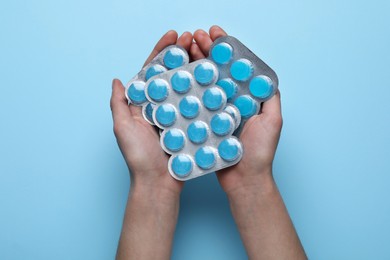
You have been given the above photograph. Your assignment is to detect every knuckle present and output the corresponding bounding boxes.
[113,121,124,136]
[273,115,283,129]
[266,114,283,129]
[113,124,119,136]
[110,98,114,112]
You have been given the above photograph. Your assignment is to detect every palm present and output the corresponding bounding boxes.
[110,31,194,193]
[112,86,184,193]
[217,112,282,192]
[119,107,168,176]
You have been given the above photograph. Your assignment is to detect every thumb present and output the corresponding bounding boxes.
[110,79,132,124]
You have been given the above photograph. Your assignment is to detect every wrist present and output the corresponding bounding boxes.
[226,172,279,231]
[225,168,276,202]
[130,181,181,206]
[128,167,183,200]
[118,175,180,260]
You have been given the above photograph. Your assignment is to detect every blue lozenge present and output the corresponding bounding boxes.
[143,102,155,124]
[171,154,193,177]
[218,138,242,162]
[163,48,186,69]
[194,62,216,85]
[127,81,147,104]
[211,42,233,64]
[145,65,167,81]
[230,59,254,81]
[187,121,208,144]
[155,104,176,127]
[147,78,169,102]
[216,78,238,100]
[202,87,225,111]
[163,128,185,152]
[171,71,192,93]
[234,95,257,118]
[210,113,232,136]
[195,146,216,169]
[249,75,273,99]
[223,105,240,128]
[179,96,200,119]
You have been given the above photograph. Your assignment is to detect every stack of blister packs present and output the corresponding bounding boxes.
[125,36,278,181]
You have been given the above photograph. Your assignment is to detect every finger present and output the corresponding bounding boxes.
[209,25,228,41]
[176,31,193,52]
[193,29,213,57]
[143,30,178,67]
[190,42,206,60]
[260,89,282,119]
[110,79,133,122]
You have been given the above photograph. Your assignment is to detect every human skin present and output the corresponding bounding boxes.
[111,26,306,260]
[111,31,192,260]
[190,26,307,259]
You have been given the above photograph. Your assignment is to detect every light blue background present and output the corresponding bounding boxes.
[1,0,389,259]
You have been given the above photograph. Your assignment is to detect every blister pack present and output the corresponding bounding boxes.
[144,59,244,180]
[208,36,279,134]
[125,45,190,124]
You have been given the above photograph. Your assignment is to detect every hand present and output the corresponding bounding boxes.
[110,31,193,197]
[217,92,282,195]
[190,26,306,260]
[113,31,194,260]
[191,26,306,259]
[190,26,282,195]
